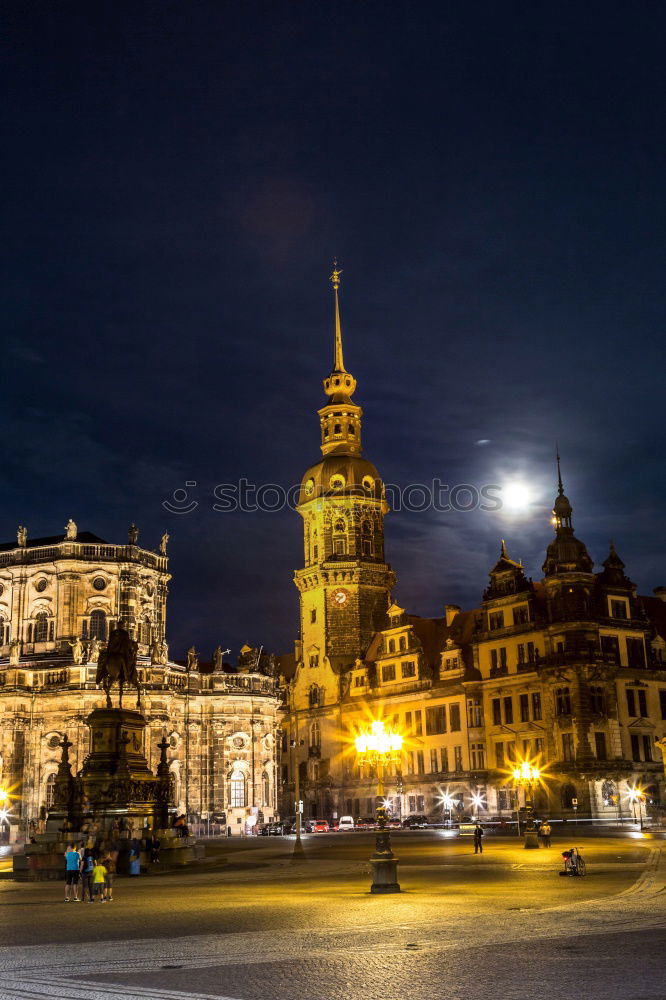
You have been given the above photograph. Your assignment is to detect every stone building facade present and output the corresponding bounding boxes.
[281,274,666,824]
[0,524,281,836]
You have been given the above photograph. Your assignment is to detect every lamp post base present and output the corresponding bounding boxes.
[524,829,540,849]
[369,829,400,893]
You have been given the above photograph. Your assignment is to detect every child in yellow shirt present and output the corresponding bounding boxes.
[91,861,107,902]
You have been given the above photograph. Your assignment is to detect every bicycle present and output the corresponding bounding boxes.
[560,847,586,876]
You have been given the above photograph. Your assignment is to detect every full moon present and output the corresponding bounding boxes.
[502,481,532,511]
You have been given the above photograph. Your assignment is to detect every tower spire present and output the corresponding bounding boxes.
[330,259,346,373]
[556,445,564,496]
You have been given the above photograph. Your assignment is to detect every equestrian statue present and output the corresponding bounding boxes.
[96,619,142,709]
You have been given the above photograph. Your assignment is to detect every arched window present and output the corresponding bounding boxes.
[388,639,396,654]
[34,612,49,643]
[0,618,6,646]
[89,610,107,641]
[334,519,345,533]
[309,684,321,708]
[362,520,372,534]
[310,720,321,748]
[399,636,407,651]
[45,773,57,809]
[230,771,246,808]
[262,771,270,807]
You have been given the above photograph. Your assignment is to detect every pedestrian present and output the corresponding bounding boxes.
[473,822,484,854]
[129,837,141,876]
[151,834,161,864]
[103,853,116,901]
[91,858,107,902]
[80,850,95,903]
[64,843,81,901]
[540,821,552,848]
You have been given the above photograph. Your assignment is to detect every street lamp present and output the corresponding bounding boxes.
[627,786,645,830]
[355,719,403,893]
[512,760,541,849]
[471,791,485,819]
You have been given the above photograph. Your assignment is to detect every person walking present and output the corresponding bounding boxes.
[540,821,552,848]
[64,844,81,901]
[91,858,108,902]
[103,853,116,901]
[473,823,484,854]
[80,850,95,903]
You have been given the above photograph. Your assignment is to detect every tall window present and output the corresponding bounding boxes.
[262,772,270,807]
[492,698,501,725]
[610,599,628,619]
[626,688,637,717]
[453,746,463,771]
[45,772,57,809]
[627,637,646,668]
[519,694,529,722]
[382,663,396,683]
[449,703,461,731]
[230,772,246,808]
[556,687,571,715]
[532,692,542,720]
[426,706,447,735]
[503,697,513,725]
[399,635,407,651]
[401,661,416,679]
[589,685,606,715]
[562,733,575,762]
[310,720,321,748]
[513,605,530,625]
[34,612,49,643]
[489,611,504,630]
[467,698,483,727]
[471,743,485,769]
[89,610,107,641]
[594,732,607,760]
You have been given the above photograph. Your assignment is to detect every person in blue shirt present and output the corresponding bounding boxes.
[64,844,81,901]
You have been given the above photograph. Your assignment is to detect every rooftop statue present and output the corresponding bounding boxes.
[64,518,77,540]
[17,526,27,548]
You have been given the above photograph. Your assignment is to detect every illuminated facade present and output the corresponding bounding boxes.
[281,275,666,823]
[0,527,281,835]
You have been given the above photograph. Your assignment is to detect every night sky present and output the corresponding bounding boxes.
[4,2,665,660]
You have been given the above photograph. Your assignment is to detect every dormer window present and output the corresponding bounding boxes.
[489,611,505,631]
[348,423,355,436]
[333,424,342,435]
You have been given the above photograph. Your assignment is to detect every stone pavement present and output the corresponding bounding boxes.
[0,839,664,1000]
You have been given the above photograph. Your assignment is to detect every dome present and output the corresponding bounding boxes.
[298,455,384,505]
[553,493,573,518]
[542,533,593,575]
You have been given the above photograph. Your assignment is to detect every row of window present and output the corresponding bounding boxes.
[496,737,546,767]
[381,661,416,683]
[488,605,531,630]
[406,745,465,774]
[491,692,542,726]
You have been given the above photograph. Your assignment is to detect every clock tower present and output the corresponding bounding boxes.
[294,265,395,674]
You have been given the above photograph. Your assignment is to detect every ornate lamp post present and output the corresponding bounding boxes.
[355,719,403,893]
[512,760,541,849]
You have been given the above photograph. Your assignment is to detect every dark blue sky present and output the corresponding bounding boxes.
[3,2,665,659]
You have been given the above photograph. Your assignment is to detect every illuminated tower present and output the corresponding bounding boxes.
[294,264,395,671]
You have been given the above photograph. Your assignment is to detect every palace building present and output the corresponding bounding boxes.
[0,524,281,836]
[280,271,666,824]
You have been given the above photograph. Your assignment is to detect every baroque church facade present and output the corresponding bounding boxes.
[281,271,666,824]
[0,524,281,836]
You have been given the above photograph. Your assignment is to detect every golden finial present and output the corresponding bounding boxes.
[330,258,343,290]
[330,258,345,372]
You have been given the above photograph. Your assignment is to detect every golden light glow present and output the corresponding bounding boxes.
[627,785,645,803]
[511,759,541,783]
[0,788,8,804]
[355,718,403,759]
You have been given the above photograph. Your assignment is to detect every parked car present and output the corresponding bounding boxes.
[355,817,377,830]
[328,818,339,832]
[402,814,429,829]
[337,815,355,831]
[261,822,289,836]
[386,818,402,829]
[312,819,329,833]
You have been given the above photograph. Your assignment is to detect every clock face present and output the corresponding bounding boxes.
[330,587,350,608]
